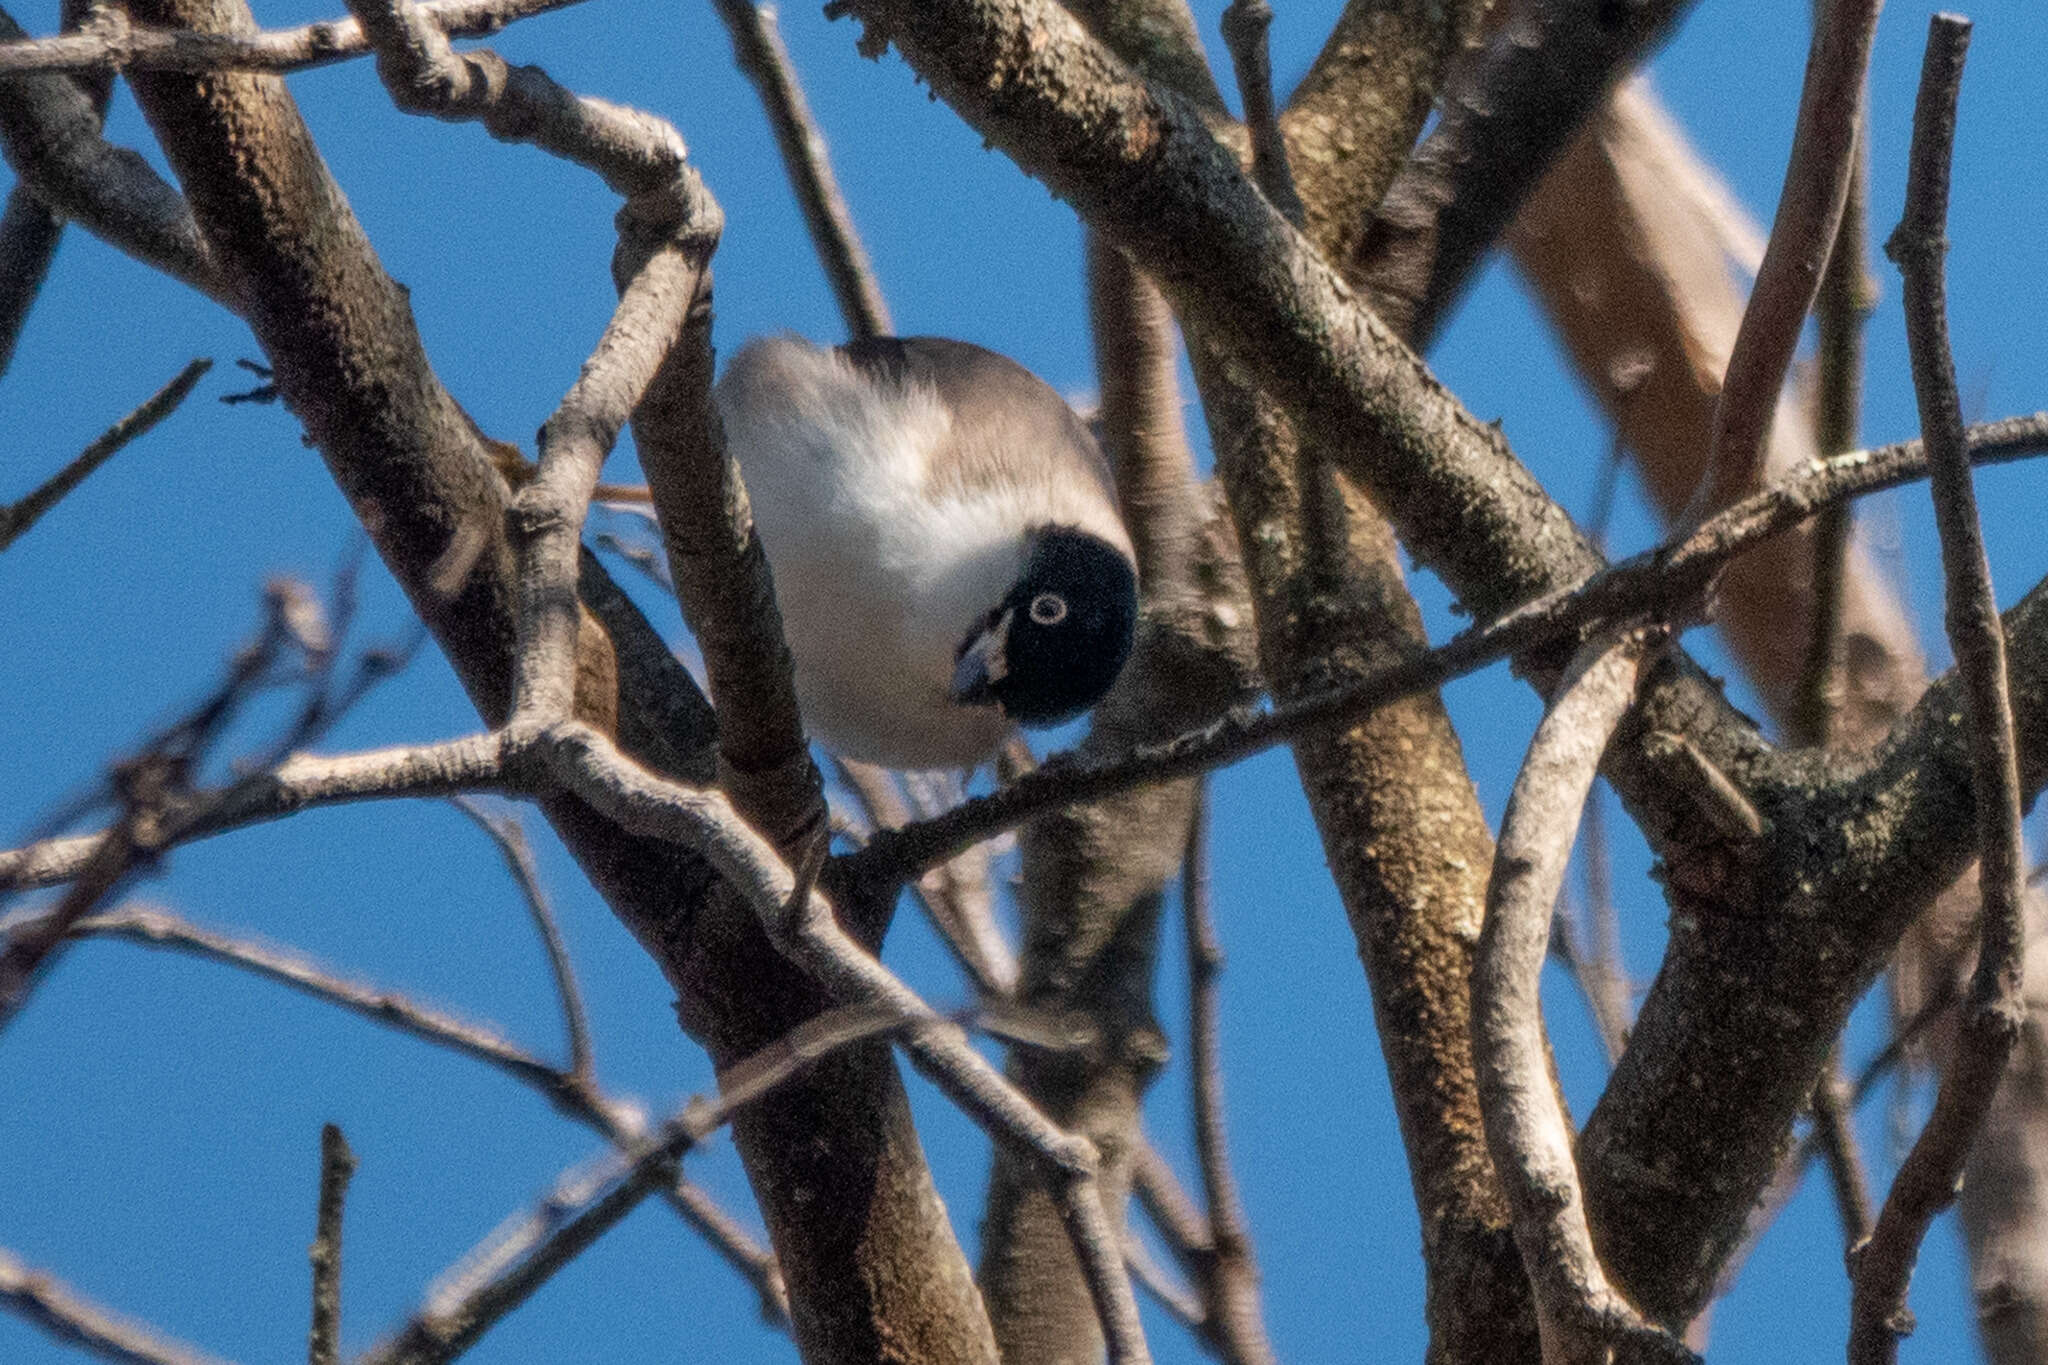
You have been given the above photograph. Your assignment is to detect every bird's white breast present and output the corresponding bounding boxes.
[715,336,1065,768]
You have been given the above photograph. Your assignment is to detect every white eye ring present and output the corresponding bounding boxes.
[1028,592,1068,626]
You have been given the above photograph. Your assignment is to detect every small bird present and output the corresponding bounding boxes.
[714,334,1139,770]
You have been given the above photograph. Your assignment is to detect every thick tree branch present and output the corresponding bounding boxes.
[0,6,224,301]
[450,799,595,1081]
[1351,0,1699,346]
[0,183,62,376]
[1279,0,1485,268]
[1507,81,1924,739]
[841,415,2048,883]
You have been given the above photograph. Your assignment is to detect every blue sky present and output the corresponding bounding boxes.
[3,0,2046,1360]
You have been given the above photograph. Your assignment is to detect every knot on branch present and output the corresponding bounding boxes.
[612,170,725,275]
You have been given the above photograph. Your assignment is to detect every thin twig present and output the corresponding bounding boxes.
[530,723,1151,1362]
[1810,1056,1875,1248]
[1,357,210,550]
[1851,19,2027,1363]
[841,414,2048,883]
[31,899,787,1325]
[308,1123,357,1365]
[8,414,2048,907]
[834,759,1017,997]
[360,1003,905,1365]
[1691,0,1882,517]
[1570,789,1632,1064]
[1793,50,1876,748]
[1217,0,1301,228]
[1124,1231,1206,1332]
[1472,622,1694,1364]
[0,0,588,75]
[0,759,169,1029]
[1180,784,1275,1365]
[0,1246,234,1365]
[711,0,890,339]
[449,798,594,1080]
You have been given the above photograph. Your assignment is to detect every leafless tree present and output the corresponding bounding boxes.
[4,0,2048,1362]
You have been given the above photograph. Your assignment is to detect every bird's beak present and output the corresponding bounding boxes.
[950,609,1013,707]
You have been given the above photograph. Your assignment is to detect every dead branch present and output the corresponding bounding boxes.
[450,799,594,1080]
[307,1124,356,1365]
[0,0,586,76]
[1850,18,2027,1361]
[1473,623,1690,1365]
[1,358,210,551]
[711,0,890,340]
[1181,786,1275,1365]
[0,1246,234,1365]
[842,413,2048,882]
[1690,0,1881,519]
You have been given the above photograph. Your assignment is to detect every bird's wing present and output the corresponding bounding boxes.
[844,336,1129,555]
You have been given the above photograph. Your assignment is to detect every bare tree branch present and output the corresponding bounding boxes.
[0,5,223,299]
[0,0,588,76]
[0,183,62,377]
[308,1124,357,1365]
[1506,80,1925,739]
[1278,0,1485,269]
[360,1001,908,1365]
[1689,0,1881,519]
[1473,623,1691,1365]
[1216,0,1300,226]
[450,799,594,1080]
[843,414,2048,882]
[1811,1058,1875,1249]
[711,0,890,340]
[1,357,210,551]
[0,1247,235,1365]
[33,898,789,1325]
[1850,19,2027,1361]
[1351,0,1699,346]
[1180,785,1275,1365]
[1793,79,1876,749]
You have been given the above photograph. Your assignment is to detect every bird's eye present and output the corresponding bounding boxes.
[1028,592,1068,626]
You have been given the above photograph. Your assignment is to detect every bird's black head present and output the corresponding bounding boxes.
[953,527,1138,727]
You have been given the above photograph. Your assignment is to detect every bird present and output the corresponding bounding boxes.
[713,334,1139,771]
